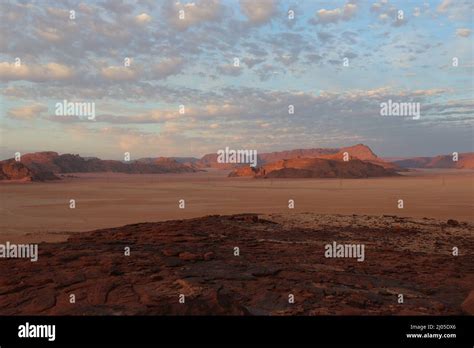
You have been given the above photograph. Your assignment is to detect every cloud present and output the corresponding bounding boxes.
[45,7,70,18]
[456,28,471,37]
[99,58,184,82]
[242,57,265,68]
[239,0,278,25]
[1,0,472,159]
[135,13,152,25]
[35,27,65,43]
[437,0,453,13]
[46,103,242,125]
[314,2,357,24]
[151,58,184,79]
[436,0,473,20]
[117,135,139,150]
[217,64,243,76]
[7,104,48,120]
[166,0,222,30]
[108,109,182,123]
[100,0,134,14]
[370,1,407,27]
[101,66,139,81]
[0,62,74,82]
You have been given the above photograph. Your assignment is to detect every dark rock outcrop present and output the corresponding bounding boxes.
[0,159,59,181]
[0,213,472,315]
[229,157,399,178]
[0,152,197,181]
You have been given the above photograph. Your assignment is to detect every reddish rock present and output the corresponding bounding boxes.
[179,252,203,261]
[163,249,180,257]
[229,157,398,179]
[204,252,215,260]
[228,166,258,177]
[393,152,474,169]
[0,213,471,315]
[461,290,474,315]
[197,144,398,170]
[0,159,59,181]
[447,219,460,227]
[0,151,198,182]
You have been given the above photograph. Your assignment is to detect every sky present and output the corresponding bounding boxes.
[0,0,473,159]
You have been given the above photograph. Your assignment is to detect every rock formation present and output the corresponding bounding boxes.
[392,153,474,169]
[0,152,197,181]
[0,213,471,315]
[229,157,399,178]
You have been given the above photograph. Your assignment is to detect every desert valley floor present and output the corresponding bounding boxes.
[0,168,472,243]
[0,169,473,315]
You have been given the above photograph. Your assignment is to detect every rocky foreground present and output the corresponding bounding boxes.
[0,213,472,315]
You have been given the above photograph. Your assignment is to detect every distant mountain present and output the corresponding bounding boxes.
[229,157,399,179]
[195,153,240,169]
[6,146,468,182]
[0,159,59,182]
[315,144,400,170]
[257,148,337,164]
[196,144,398,170]
[169,157,200,164]
[0,152,197,181]
[392,153,474,169]
[139,156,200,164]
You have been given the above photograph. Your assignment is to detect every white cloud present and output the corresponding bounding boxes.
[315,3,357,24]
[36,27,65,42]
[167,0,222,30]
[7,104,48,120]
[436,0,473,20]
[152,58,184,79]
[437,0,453,13]
[239,0,278,25]
[101,66,139,81]
[456,28,471,37]
[0,62,74,82]
[135,13,152,25]
[94,109,180,124]
[370,1,407,27]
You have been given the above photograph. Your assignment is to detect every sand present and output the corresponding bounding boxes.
[0,168,473,243]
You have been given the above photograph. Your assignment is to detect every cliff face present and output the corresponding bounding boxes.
[228,166,259,177]
[195,153,239,169]
[229,157,399,179]
[393,153,474,169]
[0,152,198,181]
[311,145,399,170]
[0,159,59,181]
[198,144,396,169]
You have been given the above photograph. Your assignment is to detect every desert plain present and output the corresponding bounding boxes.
[0,168,472,243]
[0,168,473,316]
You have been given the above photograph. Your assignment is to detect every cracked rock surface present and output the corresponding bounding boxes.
[0,213,472,315]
